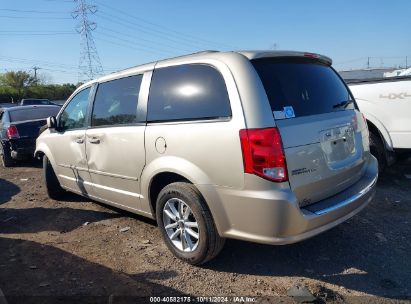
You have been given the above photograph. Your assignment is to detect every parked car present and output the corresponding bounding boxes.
[0,103,17,109]
[35,50,378,264]
[0,105,60,167]
[51,99,67,106]
[346,76,411,172]
[20,98,57,106]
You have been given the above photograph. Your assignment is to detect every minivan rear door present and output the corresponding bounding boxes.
[252,57,370,207]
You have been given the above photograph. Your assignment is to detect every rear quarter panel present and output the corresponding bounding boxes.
[140,56,254,221]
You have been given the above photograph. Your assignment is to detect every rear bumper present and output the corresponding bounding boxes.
[198,155,378,245]
[9,139,36,160]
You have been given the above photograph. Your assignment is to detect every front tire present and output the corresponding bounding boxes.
[43,155,65,200]
[156,182,225,265]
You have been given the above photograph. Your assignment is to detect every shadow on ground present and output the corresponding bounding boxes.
[0,207,121,234]
[0,179,20,205]
[0,237,184,304]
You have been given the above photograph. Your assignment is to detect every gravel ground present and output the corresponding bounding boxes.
[0,155,410,304]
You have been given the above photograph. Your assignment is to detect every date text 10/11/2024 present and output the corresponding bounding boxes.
[149,296,257,303]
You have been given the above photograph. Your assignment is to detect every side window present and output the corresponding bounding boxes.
[91,75,142,127]
[147,64,231,122]
[59,87,91,131]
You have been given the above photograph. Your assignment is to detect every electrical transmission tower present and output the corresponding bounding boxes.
[72,0,103,82]
[32,66,41,82]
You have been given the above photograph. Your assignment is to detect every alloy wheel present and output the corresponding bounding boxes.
[162,198,200,252]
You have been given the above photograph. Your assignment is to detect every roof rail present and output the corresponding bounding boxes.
[108,50,220,75]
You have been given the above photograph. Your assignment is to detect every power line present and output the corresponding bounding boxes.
[0,30,73,33]
[0,56,79,70]
[93,32,176,56]
[0,55,120,71]
[95,1,236,49]
[98,25,192,53]
[334,56,411,69]
[97,13,204,51]
[0,8,69,14]
[93,35,171,57]
[96,10,219,50]
[0,15,71,19]
[72,0,104,82]
[2,64,80,76]
[0,32,75,36]
[0,31,75,36]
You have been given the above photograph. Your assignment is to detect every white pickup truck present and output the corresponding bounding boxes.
[347,76,411,172]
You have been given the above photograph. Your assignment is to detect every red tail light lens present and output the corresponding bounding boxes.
[6,125,20,139]
[303,52,318,59]
[353,112,369,136]
[239,127,288,182]
[362,113,369,134]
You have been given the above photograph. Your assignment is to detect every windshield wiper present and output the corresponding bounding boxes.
[332,100,353,109]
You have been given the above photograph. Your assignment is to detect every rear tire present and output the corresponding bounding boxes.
[43,155,65,200]
[156,182,225,265]
[0,144,13,167]
[369,132,386,173]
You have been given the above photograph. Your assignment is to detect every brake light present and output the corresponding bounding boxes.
[353,113,369,134]
[239,127,288,182]
[303,52,318,59]
[6,125,19,139]
[362,113,369,137]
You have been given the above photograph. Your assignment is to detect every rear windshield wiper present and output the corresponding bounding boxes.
[333,100,353,109]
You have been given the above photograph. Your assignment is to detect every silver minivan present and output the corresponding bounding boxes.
[36,51,378,264]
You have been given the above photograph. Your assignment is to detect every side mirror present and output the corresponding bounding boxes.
[46,116,57,129]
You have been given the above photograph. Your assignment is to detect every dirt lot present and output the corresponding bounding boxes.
[0,155,410,303]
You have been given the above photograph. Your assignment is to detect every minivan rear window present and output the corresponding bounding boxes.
[252,58,354,118]
[9,107,60,122]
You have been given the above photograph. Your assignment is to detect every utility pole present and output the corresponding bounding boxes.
[72,0,103,82]
[367,57,370,69]
[32,66,41,83]
[406,56,408,69]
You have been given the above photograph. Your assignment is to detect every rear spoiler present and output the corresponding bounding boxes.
[238,51,332,66]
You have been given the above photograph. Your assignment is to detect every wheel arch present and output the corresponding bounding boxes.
[140,156,213,217]
[34,143,57,169]
[364,112,393,151]
[147,172,191,217]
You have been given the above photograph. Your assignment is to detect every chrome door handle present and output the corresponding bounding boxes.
[88,137,100,144]
[75,138,84,144]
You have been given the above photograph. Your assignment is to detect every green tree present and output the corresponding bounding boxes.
[0,70,77,103]
[0,71,37,99]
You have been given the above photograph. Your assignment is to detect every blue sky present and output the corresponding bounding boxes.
[1,0,410,84]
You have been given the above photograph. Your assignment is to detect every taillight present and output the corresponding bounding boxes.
[362,114,369,132]
[6,125,20,139]
[303,52,319,59]
[361,114,370,145]
[239,127,288,182]
[353,112,369,136]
